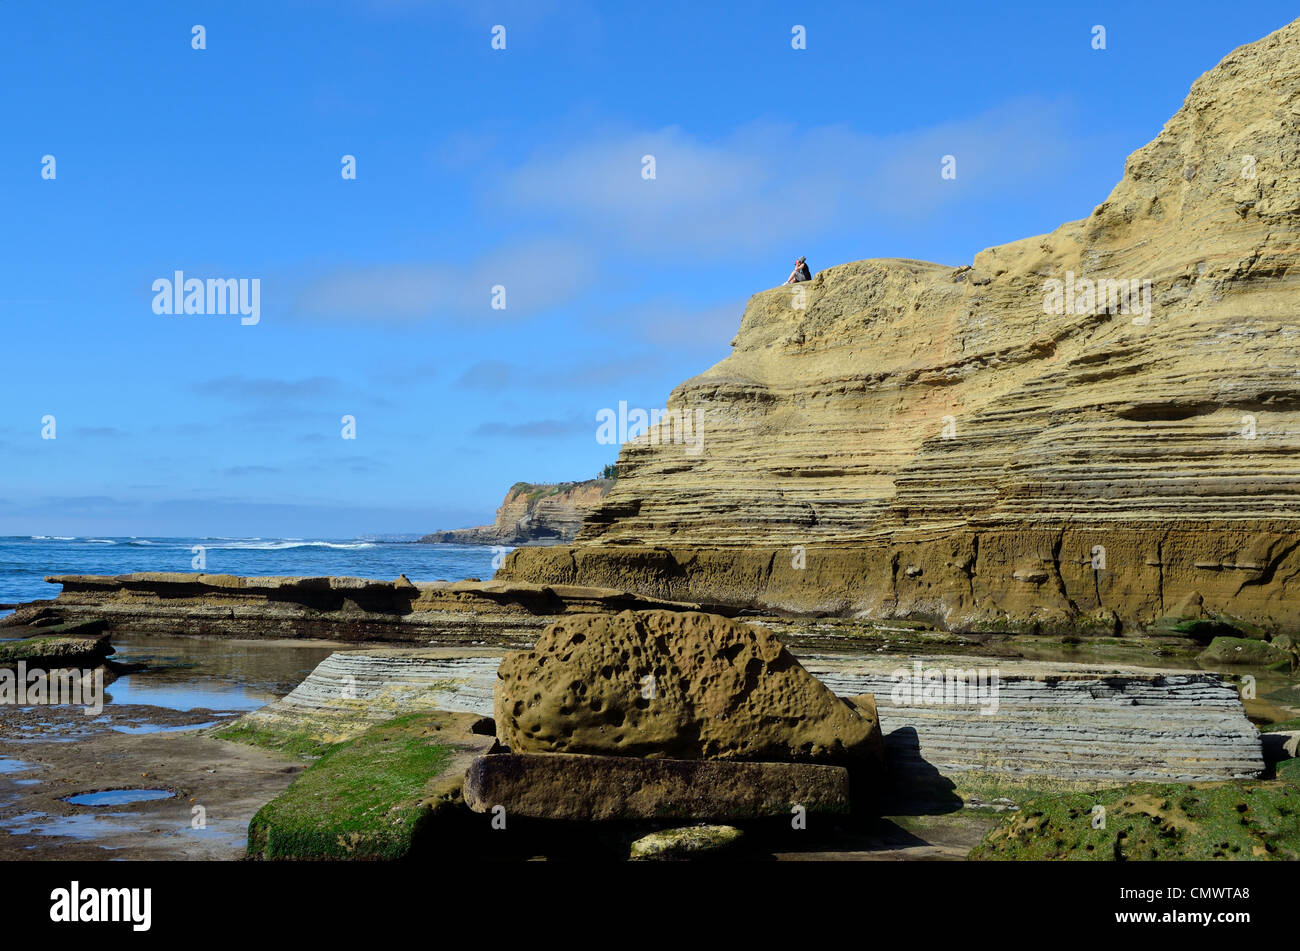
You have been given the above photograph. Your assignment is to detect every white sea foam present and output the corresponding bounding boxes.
[205,540,376,551]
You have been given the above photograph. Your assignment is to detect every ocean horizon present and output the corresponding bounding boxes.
[0,536,500,615]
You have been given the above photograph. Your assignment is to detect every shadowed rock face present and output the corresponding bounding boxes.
[463,752,851,821]
[502,19,1300,633]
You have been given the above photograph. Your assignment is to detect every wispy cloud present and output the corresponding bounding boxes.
[293,239,592,325]
[73,426,124,438]
[616,297,746,351]
[473,416,589,439]
[497,99,1081,255]
[193,375,342,403]
[455,354,663,391]
[220,465,281,477]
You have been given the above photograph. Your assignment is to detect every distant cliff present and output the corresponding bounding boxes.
[421,480,614,546]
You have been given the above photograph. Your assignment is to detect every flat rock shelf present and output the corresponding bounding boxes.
[230,648,1264,789]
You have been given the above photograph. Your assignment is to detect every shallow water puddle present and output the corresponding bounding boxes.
[2,811,137,838]
[0,757,33,774]
[108,720,220,735]
[65,788,174,807]
[105,676,274,713]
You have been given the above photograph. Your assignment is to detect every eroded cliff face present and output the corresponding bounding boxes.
[502,19,1300,633]
[422,479,613,545]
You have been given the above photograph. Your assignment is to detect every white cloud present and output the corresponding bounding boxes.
[293,239,593,324]
[496,98,1081,255]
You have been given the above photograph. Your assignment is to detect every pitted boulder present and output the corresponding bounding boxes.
[494,610,883,764]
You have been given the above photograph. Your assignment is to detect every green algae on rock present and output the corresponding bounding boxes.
[970,780,1300,861]
[628,824,744,861]
[1198,636,1292,669]
[246,711,492,860]
[0,633,113,670]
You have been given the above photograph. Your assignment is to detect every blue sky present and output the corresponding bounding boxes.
[1,1,1294,537]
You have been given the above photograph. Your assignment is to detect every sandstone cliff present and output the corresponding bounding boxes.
[421,479,612,545]
[503,19,1300,635]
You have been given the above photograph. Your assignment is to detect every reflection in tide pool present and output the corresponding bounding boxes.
[108,720,221,735]
[66,789,174,807]
[105,676,273,713]
[3,811,138,839]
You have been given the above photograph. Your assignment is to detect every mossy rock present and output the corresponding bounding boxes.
[0,633,112,669]
[1071,610,1120,637]
[971,780,1300,861]
[246,711,491,860]
[1197,636,1290,667]
[212,722,336,759]
[963,618,1042,636]
[628,824,744,861]
[1147,615,1253,642]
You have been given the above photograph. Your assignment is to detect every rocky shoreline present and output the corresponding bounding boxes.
[0,574,1292,860]
[0,572,708,646]
[5,18,1300,864]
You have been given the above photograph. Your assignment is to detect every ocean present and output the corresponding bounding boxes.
[0,536,500,615]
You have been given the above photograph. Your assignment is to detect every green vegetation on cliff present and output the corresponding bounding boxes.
[971,780,1300,861]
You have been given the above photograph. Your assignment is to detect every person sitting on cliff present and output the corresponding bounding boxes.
[784,256,811,284]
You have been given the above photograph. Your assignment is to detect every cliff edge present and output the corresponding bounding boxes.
[502,19,1300,634]
[421,479,613,546]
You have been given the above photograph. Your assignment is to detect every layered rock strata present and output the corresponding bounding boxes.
[231,648,501,743]
[501,19,1300,634]
[0,573,704,645]
[805,657,1264,790]
[242,647,1264,789]
[0,633,113,670]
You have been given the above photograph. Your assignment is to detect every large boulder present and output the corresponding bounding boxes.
[463,752,850,821]
[493,610,883,764]
[1198,636,1290,667]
